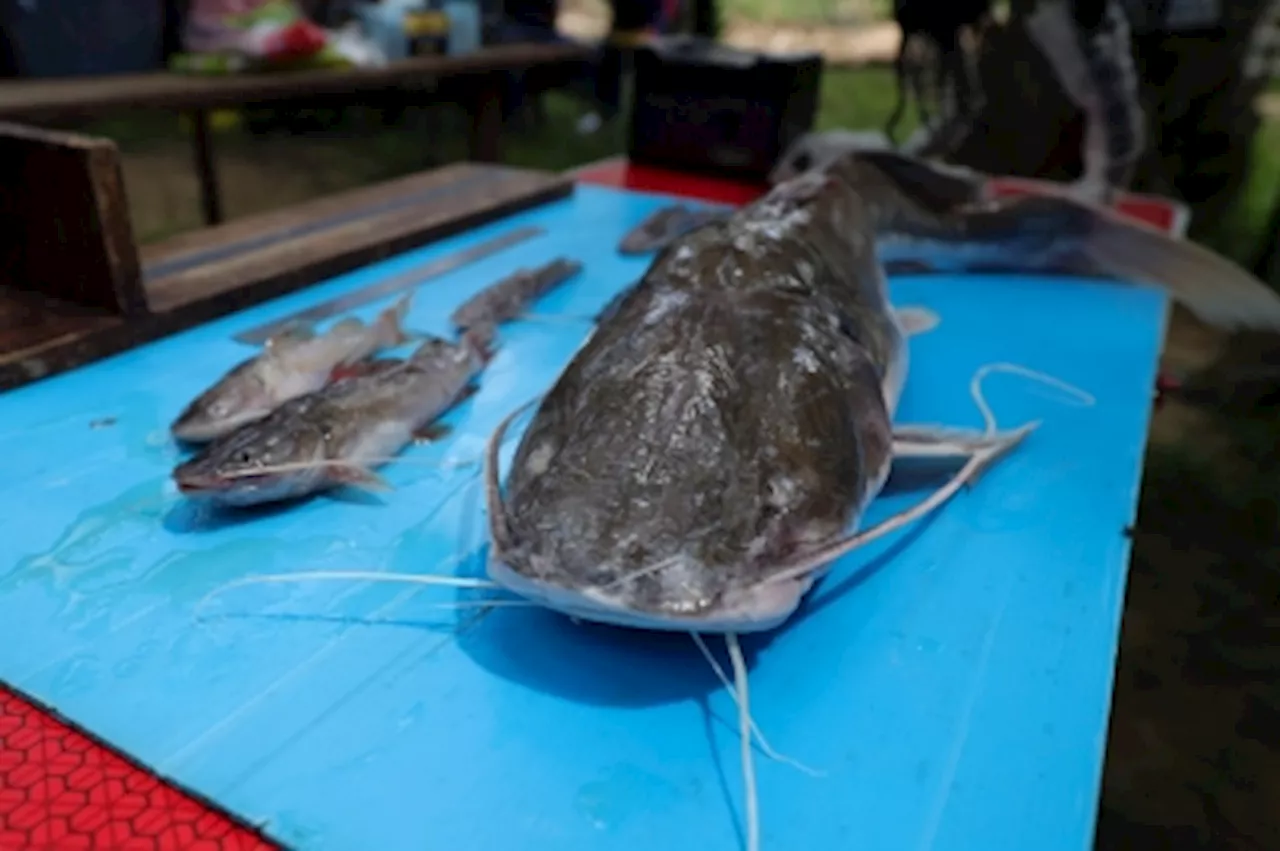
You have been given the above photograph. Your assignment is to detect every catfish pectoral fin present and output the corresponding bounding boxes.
[885,422,1038,493]
[763,422,1039,588]
[893,306,940,337]
[413,422,453,443]
[327,463,393,493]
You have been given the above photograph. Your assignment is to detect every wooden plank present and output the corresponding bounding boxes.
[0,163,573,393]
[0,122,146,316]
[0,44,591,122]
[144,164,571,315]
[234,225,545,345]
[142,163,496,273]
[0,293,124,388]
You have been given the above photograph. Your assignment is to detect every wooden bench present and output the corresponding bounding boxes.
[0,42,591,227]
[0,121,574,393]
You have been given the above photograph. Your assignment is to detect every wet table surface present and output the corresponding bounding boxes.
[0,177,1165,851]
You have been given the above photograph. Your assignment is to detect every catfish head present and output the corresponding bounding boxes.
[173,406,328,507]
[484,278,881,635]
[171,358,276,444]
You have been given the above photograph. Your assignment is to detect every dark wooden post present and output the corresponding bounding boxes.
[189,108,224,226]
[466,73,505,163]
[0,122,146,315]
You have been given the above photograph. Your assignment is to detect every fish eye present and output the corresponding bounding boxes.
[236,451,253,464]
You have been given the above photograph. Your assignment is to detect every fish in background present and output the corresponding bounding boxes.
[173,331,492,508]
[171,295,414,444]
[617,204,733,255]
[449,257,584,344]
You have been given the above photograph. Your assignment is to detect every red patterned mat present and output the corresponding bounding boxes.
[0,686,278,851]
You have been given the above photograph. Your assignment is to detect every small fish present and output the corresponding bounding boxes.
[172,333,490,508]
[618,204,732,255]
[449,258,583,342]
[171,296,414,443]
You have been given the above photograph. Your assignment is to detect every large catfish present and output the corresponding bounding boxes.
[482,148,1280,636]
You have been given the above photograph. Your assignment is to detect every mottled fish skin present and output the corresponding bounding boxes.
[173,334,488,508]
[491,163,908,632]
[617,205,733,255]
[170,296,412,444]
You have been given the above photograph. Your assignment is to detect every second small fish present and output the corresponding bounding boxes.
[171,296,413,443]
[173,333,492,508]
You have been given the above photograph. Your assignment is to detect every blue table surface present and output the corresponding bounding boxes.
[0,184,1167,851]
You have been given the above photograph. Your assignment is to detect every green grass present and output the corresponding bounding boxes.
[1206,120,1280,265]
[815,65,913,134]
[721,0,893,25]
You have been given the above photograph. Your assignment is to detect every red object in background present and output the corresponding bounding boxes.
[1154,372,1183,410]
[0,685,277,851]
[264,19,328,62]
[572,158,766,206]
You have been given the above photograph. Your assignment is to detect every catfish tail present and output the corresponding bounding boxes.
[781,145,1280,332]
[1075,206,1280,332]
[957,194,1280,333]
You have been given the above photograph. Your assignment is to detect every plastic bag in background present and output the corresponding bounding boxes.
[329,21,389,67]
[352,0,419,62]
[182,0,328,64]
[1025,0,1145,204]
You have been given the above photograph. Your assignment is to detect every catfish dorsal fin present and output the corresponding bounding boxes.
[376,293,415,347]
[265,321,315,350]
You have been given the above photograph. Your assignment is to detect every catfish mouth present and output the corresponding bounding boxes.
[173,468,238,495]
[486,555,813,635]
[173,466,279,498]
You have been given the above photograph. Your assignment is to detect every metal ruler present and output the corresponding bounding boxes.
[233,225,545,346]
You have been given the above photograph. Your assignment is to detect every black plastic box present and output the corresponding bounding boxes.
[626,36,824,181]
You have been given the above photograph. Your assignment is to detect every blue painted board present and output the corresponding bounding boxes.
[0,184,1166,851]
